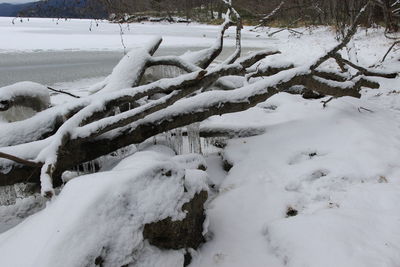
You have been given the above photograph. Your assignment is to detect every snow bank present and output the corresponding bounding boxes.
[0,150,208,267]
[191,87,400,267]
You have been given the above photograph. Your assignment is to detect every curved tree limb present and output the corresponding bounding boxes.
[333,53,398,78]
[47,87,81,99]
[381,40,400,62]
[310,1,371,70]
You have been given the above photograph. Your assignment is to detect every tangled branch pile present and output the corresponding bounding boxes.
[0,2,397,199]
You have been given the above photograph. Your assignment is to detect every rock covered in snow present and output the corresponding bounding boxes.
[0,149,209,267]
[0,82,50,122]
[143,190,207,250]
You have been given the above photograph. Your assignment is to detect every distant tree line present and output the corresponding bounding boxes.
[96,0,399,31]
[17,0,399,32]
[17,0,107,19]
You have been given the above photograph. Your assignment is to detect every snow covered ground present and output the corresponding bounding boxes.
[0,17,400,267]
[192,88,400,267]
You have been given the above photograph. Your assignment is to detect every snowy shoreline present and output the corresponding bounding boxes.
[0,14,399,267]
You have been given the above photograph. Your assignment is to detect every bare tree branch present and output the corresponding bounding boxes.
[0,152,42,168]
[310,2,371,71]
[47,86,81,99]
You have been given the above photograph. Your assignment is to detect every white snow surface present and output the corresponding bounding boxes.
[190,88,400,267]
[0,19,400,267]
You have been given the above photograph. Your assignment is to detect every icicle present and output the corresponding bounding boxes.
[0,185,17,206]
[187,123,202,154]
[144,66,186,84]
[174,128,183,155]
[202,137,212,151]
[91,160,96,172]
[159,65,184,79]
[165,128,183,155]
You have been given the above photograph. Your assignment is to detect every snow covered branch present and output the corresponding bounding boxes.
[0,4,397,197]
[179,9,235,69]
[333,54,398,78]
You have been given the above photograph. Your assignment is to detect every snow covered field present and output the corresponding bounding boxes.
[0,17,400,267]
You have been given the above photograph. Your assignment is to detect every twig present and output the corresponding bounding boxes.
[381,40,400,62]
[287,28,303,35]
[254,1,285,29]
[118,23,127,55]
[321,96,334,108]
[333,54,398,78]
[47,87,80,98]
[0,152,42,168]
[268,18,303,37]
[358,106,374,113]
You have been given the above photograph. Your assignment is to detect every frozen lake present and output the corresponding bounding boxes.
[0,17,270,87]
[0,47,260,87]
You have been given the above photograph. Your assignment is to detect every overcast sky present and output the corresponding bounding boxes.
[1,0,36,3]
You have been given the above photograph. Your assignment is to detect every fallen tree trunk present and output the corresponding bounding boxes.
[0,2,397,196]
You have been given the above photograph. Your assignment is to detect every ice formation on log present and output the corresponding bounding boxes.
[187,123,202,154]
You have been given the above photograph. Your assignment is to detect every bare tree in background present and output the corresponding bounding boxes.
[15,0,399,33]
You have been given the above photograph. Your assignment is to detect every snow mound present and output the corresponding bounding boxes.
[0,150,208,267]
[0,82,50,122]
